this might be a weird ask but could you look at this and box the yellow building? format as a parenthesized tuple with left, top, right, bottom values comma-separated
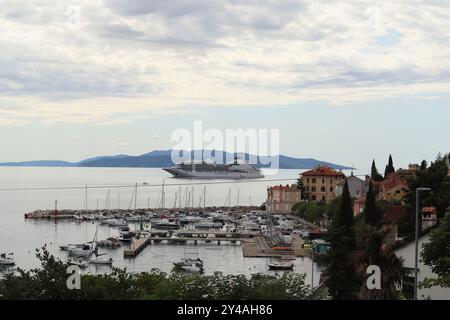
(266, 184, 301, 213)
(301, 166, 345, 203)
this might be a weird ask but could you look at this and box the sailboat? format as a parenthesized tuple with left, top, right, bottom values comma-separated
(69, 228, 98, 258)
(89, 249, 113, 265)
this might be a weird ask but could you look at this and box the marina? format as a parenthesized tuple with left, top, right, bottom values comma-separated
(0, 167, 324, 286)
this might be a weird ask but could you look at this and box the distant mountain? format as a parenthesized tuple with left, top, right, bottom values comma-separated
(0, 160, 76, 167)
(0, 150, 353, 170)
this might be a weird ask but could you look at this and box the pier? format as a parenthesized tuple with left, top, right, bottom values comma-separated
(241, 234, 309, 258)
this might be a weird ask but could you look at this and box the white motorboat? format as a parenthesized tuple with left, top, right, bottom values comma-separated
(0, 253, 15, 266)
(59, 242, 91, 251)
(104, 219, 128, 227)
(69, 244, 94, 258)
(268, 261, 294, 271)
(173, 257, 204, 273)
(89, 254, 113, 265)
(68, 258, 89, 269)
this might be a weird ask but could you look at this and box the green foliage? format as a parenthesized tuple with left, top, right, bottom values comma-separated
(398, 153, 450, 240)
(420, 210, 450, 288)
(384, 154, 395, 178)
(0, 248, 309, 300)
(323, 180, 358, 299)
(353, 222, 405, 299)
(371, 160, 384, 182)
(292, 201, 326, 223)
(296, 177, 306, 200)
(363, 181, 382, 227)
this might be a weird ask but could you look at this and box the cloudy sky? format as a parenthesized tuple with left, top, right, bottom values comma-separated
(0, 0, 449, 172)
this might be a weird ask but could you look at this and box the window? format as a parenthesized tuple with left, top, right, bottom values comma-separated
(322, 178, 325, 184)
(322, 196, 326, 201)
(330, 187, 333, 192)
(312, 186, 316, 192)
(312, 195, 316, 201)
(321, 186, 326, 192)
(312, 178, 316, 183)
(307, 178, 310, 183)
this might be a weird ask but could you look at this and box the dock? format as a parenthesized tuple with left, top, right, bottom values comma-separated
(123, 230, 257, 257)
(123, 237, 151, 257)
(241, 234, 309, 258)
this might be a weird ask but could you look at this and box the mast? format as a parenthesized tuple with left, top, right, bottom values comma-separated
(85, 184, 88, 211)
(203, 186, 206, 208)
(134, 183, 137, 214)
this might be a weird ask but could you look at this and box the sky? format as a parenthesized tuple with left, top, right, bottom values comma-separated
(0, 0, 449, 174)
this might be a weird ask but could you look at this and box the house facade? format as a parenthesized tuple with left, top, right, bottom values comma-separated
(374, 173, 409, 203)
(335, 174, 370, 199)
(301, 166, 345, 203)
(266, 184, 301, 213)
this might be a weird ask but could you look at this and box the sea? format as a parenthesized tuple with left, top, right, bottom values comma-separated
(0, 167, 328, 286)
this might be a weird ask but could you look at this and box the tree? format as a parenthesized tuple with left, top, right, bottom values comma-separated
(364, 181, 381, 227)
(371, 160, 384, 182)
(353, 224, 405, 299)
(323, 180, 359, 299)
(398, 153, 450, 240)
(420, 209, 450, 289)
(384, 154, 395, 178)
(296, 177, 306, 200)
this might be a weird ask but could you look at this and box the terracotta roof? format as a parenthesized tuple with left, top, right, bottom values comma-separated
(383, 205, 407, 224)
(301, 166, 345, 177)
(421, 206, 437, 213)
(268, 184, 298, 191)
(374, 173, 408, 190)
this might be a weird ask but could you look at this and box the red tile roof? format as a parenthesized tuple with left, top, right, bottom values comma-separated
(374, 173, 408, 190)
(268, 184, 298, 191)
(301, 166, 345, 177)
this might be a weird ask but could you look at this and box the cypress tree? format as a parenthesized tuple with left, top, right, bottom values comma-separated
(324, 180, 358, 299)
(364, 181, 380, 226)
(385, 154, 395, 178)
(371, 160, 383, 181)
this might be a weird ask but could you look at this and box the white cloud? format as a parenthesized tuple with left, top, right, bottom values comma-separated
(1, 0, 450, 125)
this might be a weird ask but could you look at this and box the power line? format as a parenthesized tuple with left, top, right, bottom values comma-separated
(0, 178, 299, 192)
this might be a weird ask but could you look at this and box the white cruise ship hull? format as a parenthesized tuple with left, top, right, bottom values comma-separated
(163, 168, 264, 179)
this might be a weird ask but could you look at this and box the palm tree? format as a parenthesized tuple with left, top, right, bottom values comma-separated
(353, 224, 406, 299)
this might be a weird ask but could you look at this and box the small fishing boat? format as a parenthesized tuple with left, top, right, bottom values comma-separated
(268, 261, 294, 270)
(0, 253, 15, 266)
(96, 237, 121, 248)
(89, 254, 113, 265)
(68, 258, 89, 269)
(173, 258, 204, 273)
(59, 242, 91, 251)
(69, 244, 94, 257)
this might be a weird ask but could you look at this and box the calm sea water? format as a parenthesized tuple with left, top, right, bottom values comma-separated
(0, 167, 325, 286)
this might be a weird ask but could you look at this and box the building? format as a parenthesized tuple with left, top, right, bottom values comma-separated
(382, 205, 407, 244)
(374, 173, 409, 203)
(301, 166, 345, 203)
(335, 173, 370, 199)
(353, 196, 366, 217)
(396, 164, 419, 181)
(421, 206, 438, 231)
(266, 184, 301, 213)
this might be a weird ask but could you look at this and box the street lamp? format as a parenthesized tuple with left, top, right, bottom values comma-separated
(414, 187, 431, 300)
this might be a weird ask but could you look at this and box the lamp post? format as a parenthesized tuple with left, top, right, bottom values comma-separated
(414, 187, 431, 300)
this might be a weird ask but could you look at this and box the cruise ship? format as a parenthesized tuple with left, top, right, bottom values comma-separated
(163, 158, 264, 179)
